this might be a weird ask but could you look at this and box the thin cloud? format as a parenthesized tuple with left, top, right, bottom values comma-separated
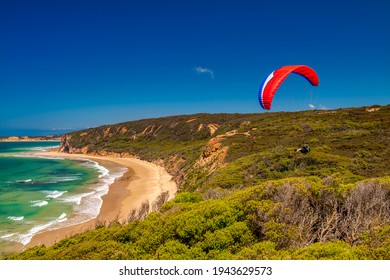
(308, 104, 316, 109)
(194, 66, 214, 79)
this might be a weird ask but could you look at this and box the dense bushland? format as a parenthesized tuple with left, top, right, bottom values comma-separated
(9, 177, 390, 260)
(6, 105, 390, 259)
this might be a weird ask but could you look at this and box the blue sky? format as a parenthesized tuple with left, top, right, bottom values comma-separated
(1, 0, 389, 136)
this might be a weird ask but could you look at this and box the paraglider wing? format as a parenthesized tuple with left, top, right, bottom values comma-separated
(258, 65, 319, 110)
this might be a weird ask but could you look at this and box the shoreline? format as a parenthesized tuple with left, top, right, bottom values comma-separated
(19, 152, 177, 251)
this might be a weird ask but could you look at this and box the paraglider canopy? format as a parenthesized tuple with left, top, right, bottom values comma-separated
(258, 65, 319, 110)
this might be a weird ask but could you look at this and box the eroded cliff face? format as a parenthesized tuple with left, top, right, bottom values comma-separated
(55, 115, 258, 191)
(58, 134, 193, 188)
(57, 115, 257, 191)
(57, 135, 229, 191)
(195, 137, 228, 173)
(58, 135, 71, 153)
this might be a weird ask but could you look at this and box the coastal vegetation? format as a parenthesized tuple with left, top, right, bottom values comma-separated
(6, 105, 390, 260)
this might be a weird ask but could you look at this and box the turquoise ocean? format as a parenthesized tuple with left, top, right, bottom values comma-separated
(0, 142, 126, 257)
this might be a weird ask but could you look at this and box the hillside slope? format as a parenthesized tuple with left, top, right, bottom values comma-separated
(8, 105, 390, 259)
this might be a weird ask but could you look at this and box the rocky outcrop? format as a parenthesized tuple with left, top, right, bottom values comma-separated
(89, 150, 139, 158)
(366, 107, 380, 112)
(58, 135, 72, 153)
(152, 155, 187, 186)
(195, 137, 228, 173)
(207, 124, 219, 135)
(58, 135, 88, 154)
(194, 128, 253, 174)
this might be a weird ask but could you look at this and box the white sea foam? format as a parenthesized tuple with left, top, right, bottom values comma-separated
(59, 191, 95, 205)
(98, 166, 110, 178)
(11, 145, 60, 158)
(5, 212, 69, 245)
(0, 233, 17, 239)
(2, 159, 127, 246)
(57, 212, 67, 222)
(27, 145, 60, 152)
(31, 200, 49, 207)
(65, 164, 127, 223)
(16, 179, 33, 183)
(6, 178, 34, 184)
(42, 190, 67, 199)
(7, 216, 24, 221)
(80, 159, 110, 178)
(12, 154, 65, 160)
(55, 159, 127, 222)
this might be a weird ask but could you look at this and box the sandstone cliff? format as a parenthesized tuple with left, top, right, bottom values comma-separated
(55, 106, 390, 191)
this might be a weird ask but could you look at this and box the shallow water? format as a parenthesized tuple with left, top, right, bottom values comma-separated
(0, 142, 126, 258)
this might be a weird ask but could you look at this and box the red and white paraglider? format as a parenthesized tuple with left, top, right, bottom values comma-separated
(258, 65, 319, 110)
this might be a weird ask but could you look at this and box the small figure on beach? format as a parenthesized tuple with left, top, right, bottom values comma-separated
(296, 144, 310, 154)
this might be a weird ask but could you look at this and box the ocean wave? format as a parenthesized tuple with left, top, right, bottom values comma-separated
(2, 163, 127, 246)
(26, 145, 60, 152)
(30, 200, 49, 207)
(16, 179, 33, 184)
(68, 166, 127, 221)
(7, 216, 24, 221)
(12, 154, 65, 160)
(80, 159, 110, 178)
(6, 176, 80, 185)
(20, 212, 68, 244)
(42, 190, 67, 199)
(59, 191, 95, 205)
(57, 212, 67, 222)
(0, 233, 17, 239)
(2, 212, 68, 245)
(98, 167, 109, 178)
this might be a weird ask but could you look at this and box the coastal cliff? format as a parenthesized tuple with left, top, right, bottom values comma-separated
(57, 113, 240, 189)
(11, 105, 390, 260)
(57, 107, 390, 192)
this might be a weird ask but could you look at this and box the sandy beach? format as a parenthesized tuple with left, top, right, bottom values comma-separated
(23, 152, 177, 249)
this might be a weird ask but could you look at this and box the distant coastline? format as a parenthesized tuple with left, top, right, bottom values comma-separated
(0, 136, 61, 142)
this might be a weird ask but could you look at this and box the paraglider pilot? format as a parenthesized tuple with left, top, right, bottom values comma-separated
(297, 144, 310, 154)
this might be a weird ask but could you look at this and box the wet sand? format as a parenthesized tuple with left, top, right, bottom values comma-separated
(23, 152, 177, 249)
